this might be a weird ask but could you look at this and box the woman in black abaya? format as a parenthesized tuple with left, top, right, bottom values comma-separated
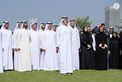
(79, 26, 95, 69)
(95, 26, 108, 70)
(109, 32, 119, 69)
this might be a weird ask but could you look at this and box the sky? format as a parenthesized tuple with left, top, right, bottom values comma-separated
(0, 0, 121, 31)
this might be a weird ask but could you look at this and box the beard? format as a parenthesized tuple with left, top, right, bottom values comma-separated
(23, 25, 28, 29)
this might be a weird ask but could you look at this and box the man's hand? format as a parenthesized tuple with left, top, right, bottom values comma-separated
(12, 48, 14, 51)
(79, 49, 81, 53)
(41, 48, 46, 52)
(108, 50, 111, 55)
(87, 45, 91, 49)
(15, 48, 20, 51)
(40, 48, 43, 51)
(56, 47, 59, 53)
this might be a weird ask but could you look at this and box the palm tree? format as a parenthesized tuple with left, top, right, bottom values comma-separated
(74, 16, 92, 31)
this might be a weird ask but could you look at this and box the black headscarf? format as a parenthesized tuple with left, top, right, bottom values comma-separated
(120, 31, 122, 38)
(83, 26, 88, 35)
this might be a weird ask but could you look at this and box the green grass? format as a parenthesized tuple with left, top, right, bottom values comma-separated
(0, 69, 122, 82)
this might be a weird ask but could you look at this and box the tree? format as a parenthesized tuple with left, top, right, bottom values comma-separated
(73, 16, 92, 31)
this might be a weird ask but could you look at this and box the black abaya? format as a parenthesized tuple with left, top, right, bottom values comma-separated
(79, 32, 95, 69)
(109, 37, 119, 69)
(95, 32, 107, 70)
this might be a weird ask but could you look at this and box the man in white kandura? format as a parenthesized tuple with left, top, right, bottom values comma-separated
(56, 17, 73, 75)
(17, 21, 31, 72)
(12, 21, 22, 71)
(43, 22, 58, 71)
(68, 20, 80, 71)
(53, 25, 60, 66)
(30, 23, 40, 70)
(1, 21, 13, 71)
(39, 23, 46, 70)
(0, 27, 3, 73)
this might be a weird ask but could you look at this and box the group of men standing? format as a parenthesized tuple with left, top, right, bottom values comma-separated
(0, 17, 80, 75)
(0, 16, 120, 75)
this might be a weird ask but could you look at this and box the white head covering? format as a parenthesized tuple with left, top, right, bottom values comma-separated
(21, 20, 28, 30)
(45, 22, 53, 30)
(30, 22, 38, 31)
(52, 24, 59, 31)
(68, 20, 77, 29)
(15, 23, 19, 30)
(45, 24, 48, 30)
(21, 23, 24, 29)
(59, 16, 68, 26)
(108, 26, 114, 32)
(1, 21, 9, 29)
(110, 27, 113, 29)
(68, 21, 71, 28)
(39, 23, 46, 31)
(59, 19, 64, 26)
(14, 21, 22, 31)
